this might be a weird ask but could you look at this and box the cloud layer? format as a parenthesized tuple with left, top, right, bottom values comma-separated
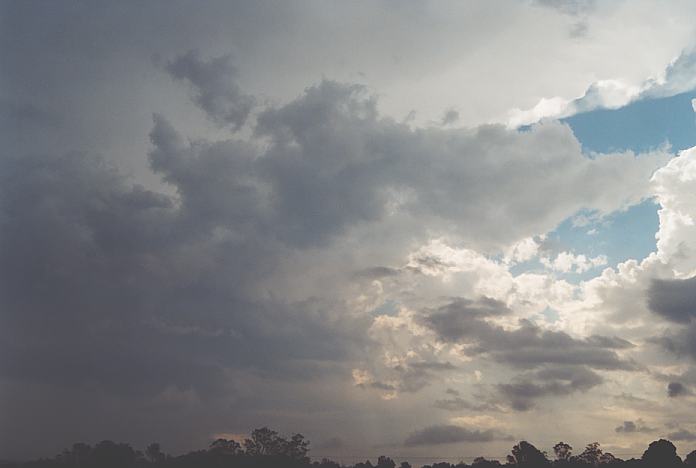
(4, 1, 696, 462)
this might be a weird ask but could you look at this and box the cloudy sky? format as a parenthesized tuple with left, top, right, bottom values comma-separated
(4, 0, 696, 462)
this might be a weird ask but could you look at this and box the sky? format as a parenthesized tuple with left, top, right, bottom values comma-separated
(4, 0, 696, 463)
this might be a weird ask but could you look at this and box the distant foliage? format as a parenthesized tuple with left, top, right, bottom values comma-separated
(2, 428, 695, 468)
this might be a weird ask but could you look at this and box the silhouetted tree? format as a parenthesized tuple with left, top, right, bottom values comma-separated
(58, 443, 92, 467)
(145, 443, 166, 463)
(354, 461, 374, 468)
(472, 457, 501, 467)
(244, 427, 283, 456)
(376, 456, 396, 468)
(316, 458, 341, 468)
(685, 450, 696, 466)
(598, 452, 620, 465)
(92, 441, 142, 468)
(553, 442, 572, 462)
(241, 427, 309, 462)
(431, 462, 452, 468)
(641, 439, 681, 467)
(10, 428, 696, 468)
(507, 441, 549, 466)
(574, 442, 603, 466)
(284, 434, 310, 462)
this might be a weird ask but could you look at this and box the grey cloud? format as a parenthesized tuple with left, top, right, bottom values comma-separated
(394, 361, 456, 393)
(10, 76, 668, 455)
(497, 365, 603, 411)
(405, 253, 455, 276)
(423, 297, 512, 341)
(667, 429, 696, 442)
(0, 32, 671, 459)
(615, 421, 655, 434)
(409, 361, 457, 371)
(252, 81, 666, 250)
(0, 147, 371, 397)
(569, 21, 589, 38)
(0, 98, 59, 132)
(0, 1, 686, 460)
(353, 266, 400, 280)
(147, 114, 265, 233)
(404, 425, 510, 447)
(441, 109, 459, 125)
(647, 276, 696, 324)
(433, 396, 498, 412)
(533, 0, 595, 16)
(585, 335, 635, 349)
(356, 359, 459, 396)
(369, 382, 397, 391)
(653, 323, 696, 362)
(424, 300, 637, 371)
(0, 74, 655, 458)
(165, 50, 254, 130)
(616, 421, 637, 433)
(668, 382, 690, 398)
(613, 393, 661, 412)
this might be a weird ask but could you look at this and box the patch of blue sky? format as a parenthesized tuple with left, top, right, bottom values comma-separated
(523, 90, 696, 281)
(564, 89, 696, 154)
(509, 200, 658, 282)
(547, 199, 659, 277)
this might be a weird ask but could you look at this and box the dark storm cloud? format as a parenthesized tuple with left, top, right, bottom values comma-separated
(404, 425, 511, 447)
(652, 323, 696, 362)
(423, 297, 512, 341)
(423, 299, 637, 371)
(647, 276, 696, 324)
(165, 50, 255, 130)
(0, 17, 669, 456)
(668, 382, 690, 397)
(0, 99, 59, 132)
(3, 72, 657, 455)
(0, 147, 371, 397)
(615, 421, 655, 433)
(420, 297, 636, 410)
(497, 365, 603, 411)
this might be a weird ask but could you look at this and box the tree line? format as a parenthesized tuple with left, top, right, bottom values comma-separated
(3, 427, 696, 468)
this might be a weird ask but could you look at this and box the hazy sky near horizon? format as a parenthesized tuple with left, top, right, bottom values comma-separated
(5, 0, 696, 462)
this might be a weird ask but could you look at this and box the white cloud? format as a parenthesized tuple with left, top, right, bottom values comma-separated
(652, 146, 696, 276)
(542, 251, 609, 274)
